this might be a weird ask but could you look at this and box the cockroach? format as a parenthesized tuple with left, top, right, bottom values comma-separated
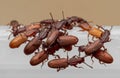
(48, 55, 92, 72)
(92, 49, 113, 64)
(30, 50, 49, 66)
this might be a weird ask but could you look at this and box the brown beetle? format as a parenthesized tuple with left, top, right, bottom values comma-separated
(26, 22, 41, 31)
(30, 50, 49, 66)
(48, 58, 68, 72)
(48, 55, 92, 72)
(57, 35, 79, 47)
(92, 49, 113, 64)
(8, 20, 22, 37)
(62, 45, 73, 51)
(24, 36, 42, 55)
(9, 28, 39, 48)
(24, 26, 51, 55)
(65, 16, 92, 31)
(78, 27, 111, 55)
(45, 29, 60, 47)
(9, 33, 28, 48)
(46, 42, 61, 56)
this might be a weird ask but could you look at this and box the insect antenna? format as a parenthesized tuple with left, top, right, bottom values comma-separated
(62, 10, 65, 20)
(49, 12, 55, 23)
(109, 26, 113, 31)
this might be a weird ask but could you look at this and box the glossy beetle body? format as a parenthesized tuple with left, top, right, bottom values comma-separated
(24, 36, 42, 55)
(48, 55, 92, 72)
(84, 40, 103, 55)
(24, 26, 52, 55)
(46, 42, 61, 55)
(24, 29, 39, 37)
(46, 29, 60, 47)
(57, 35, 78, 46)
(93, 49, 113, 64)
(26, 23, 41, 30)
(79, 23, 104, 39)
(78, 27, 111, 55)
(30, 50, 48, 66)
(48, 58, 68, 72)
(9, 33, 27, 48)
(9, 28, 39, 48)
(88, 27, 103, 38)
(62, 45, 72, 51)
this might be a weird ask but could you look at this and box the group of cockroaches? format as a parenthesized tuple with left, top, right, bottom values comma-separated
(8, 12, 113, 72)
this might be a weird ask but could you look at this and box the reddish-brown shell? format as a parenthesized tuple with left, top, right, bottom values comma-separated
(9, 33, 27, 48)
(63, 45, 72, 51)
(79, 22, 92, 31)
(84, 40, 103, 55)
(26, 23, 41, 30)
(48, 58, 68, 68)
(93, 50, 113, 64)
(57, 35, 78, 46)
(24, 29, 39, 37)
(30, 51, 48, 66)
(24, 36, 42, 55)
(46, 29, 59, 46)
